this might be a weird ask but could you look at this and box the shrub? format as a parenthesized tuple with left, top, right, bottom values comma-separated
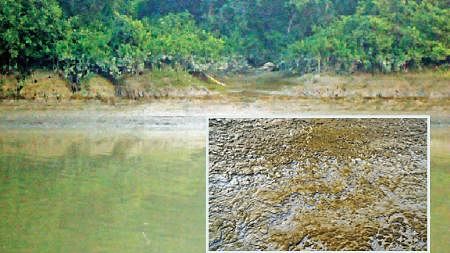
(0, 0, 66, 71)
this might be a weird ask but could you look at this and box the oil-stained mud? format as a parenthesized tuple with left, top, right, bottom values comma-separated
(208, 118, 427, 251)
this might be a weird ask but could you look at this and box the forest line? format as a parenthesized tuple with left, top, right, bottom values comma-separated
(0, 0, 449, 89)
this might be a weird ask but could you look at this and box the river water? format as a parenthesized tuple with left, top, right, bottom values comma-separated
(0, 94, 448, 252)
(0, 126, 206, 253)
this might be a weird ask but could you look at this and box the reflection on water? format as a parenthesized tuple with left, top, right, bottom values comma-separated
(0, 130, 205, 253)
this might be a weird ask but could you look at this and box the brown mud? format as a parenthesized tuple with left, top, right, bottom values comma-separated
(208, 119, 428, 251)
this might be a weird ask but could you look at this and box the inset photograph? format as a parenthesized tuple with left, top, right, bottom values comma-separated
(208, 118, 428, 251)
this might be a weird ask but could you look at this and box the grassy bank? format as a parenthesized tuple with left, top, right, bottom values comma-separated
(222, 69, 450, 98)
(0, 68, 224, 102)
(1, 69, 449, 102)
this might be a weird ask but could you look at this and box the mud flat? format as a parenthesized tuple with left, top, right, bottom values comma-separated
(208, 118, 428, 251)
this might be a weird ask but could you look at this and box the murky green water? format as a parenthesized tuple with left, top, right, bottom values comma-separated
(0, 129, 205, 253)
(0, 96, 448, 251)
(431, 126, 450, 252)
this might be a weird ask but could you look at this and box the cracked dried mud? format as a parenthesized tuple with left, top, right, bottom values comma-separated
(208, 118, 427, 251)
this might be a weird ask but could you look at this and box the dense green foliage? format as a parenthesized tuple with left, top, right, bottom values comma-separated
(0, 0, 449, 85)
(0, 0, 65, 71)
(145, 13, 224, 69)
(285, 0, 450, 73)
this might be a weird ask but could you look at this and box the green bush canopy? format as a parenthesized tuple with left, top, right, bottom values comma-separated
(1, 0, 449, 84)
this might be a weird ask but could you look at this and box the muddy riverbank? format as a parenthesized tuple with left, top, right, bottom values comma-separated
(0, 79, 448, 252)
(1, 96, 448, 126)
(2, 70, 449, 101)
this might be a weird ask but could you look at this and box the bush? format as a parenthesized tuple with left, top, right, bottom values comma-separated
(0, 0, 66, 71)
(146, 12, 225, 71)
(56, 20, 112, 85)
(284, 1, 450, 74)
(55, 12, 224, 88)
(109, 13, 151, 77)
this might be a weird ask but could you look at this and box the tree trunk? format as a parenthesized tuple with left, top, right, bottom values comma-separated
(317, 57, 321, 74)
(208, 2, 215, 19)
(287, 12, 296, 34)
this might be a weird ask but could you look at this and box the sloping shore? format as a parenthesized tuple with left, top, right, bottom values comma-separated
(2, 70, 449, 102)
